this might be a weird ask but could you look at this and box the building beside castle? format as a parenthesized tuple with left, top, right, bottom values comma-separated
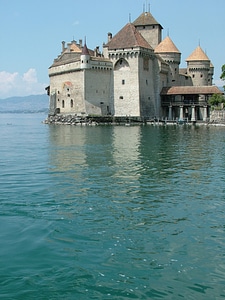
(47, 8, 222, 122)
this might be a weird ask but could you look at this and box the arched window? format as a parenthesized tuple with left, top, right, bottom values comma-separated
(114, 58, 130, 71)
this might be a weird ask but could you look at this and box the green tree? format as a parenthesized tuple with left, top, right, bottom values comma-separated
(220, 64, 225, 90)
(208, 93, 225, 108)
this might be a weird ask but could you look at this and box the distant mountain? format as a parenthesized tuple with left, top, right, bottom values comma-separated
(0, 94, 49, 113)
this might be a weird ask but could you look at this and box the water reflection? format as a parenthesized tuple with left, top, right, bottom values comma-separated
(45, 124, 225, 299)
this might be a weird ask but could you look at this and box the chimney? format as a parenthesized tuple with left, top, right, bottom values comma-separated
(61, 41, 66, 53)
(108, 32, 112, 43)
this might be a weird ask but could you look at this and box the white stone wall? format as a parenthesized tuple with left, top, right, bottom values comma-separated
(49, 69, 85, 114)
(111, 52, 142, 116)
(84, 68, 113, 115)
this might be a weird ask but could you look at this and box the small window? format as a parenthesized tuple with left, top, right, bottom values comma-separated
(146, 80, 148, 85)
(200, 74, 203, 78)
(192, 74, 195, 78)
(62, 100, 65, 108)
(122, 80, 125, 85)
(119, 96, 123, 99)
(70, 99, 73, 108)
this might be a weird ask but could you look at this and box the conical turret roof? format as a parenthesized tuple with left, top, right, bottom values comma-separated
(82, 41, 90, 55)
(154, 36, 180, 53)
(133, 11, 163, 29)
(186, 46, 210, 61)
(105, 23, 153, 50)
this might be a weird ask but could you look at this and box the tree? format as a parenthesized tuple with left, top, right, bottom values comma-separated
(220, 64, 225, 90)
(208, 93, 225, 108)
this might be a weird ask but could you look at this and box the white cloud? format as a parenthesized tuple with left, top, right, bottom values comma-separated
(23, 68, 38, 83)
(0, 69, 47, 99)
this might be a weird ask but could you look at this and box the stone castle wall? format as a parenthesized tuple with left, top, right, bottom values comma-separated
(210, 110, 225, 124)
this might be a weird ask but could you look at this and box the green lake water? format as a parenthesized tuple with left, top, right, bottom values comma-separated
(1, 113, 225, 299)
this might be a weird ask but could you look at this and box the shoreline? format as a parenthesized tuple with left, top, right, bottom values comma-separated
(43, 114, 225, 127)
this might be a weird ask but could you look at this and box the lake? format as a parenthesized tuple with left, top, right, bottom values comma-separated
(1, 113, 225, 299)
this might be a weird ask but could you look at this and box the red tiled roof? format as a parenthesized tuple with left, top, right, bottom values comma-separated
(161, 86, 223, 95)
(133, 12, 163, 29)
(186, 46, 210, 61)
(105, 23, 153, 50)
(155, 36, 180, 54)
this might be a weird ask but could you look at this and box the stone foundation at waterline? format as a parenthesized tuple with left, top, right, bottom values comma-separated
(44, 114, 146, 126)
(210, 110, 225, 124)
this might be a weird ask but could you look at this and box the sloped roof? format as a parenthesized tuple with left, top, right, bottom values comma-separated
(105, 23, 153, 50)
(186, 46, 210, 61)
(82, 42, 89, 55)
(133, 12, 163, 29)
(154, 36, 180, 53)
(161, 86, 223, 95)
(70, 43, 82, 53)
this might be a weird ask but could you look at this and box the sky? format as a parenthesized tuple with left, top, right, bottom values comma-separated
(0, 0, 224, 99)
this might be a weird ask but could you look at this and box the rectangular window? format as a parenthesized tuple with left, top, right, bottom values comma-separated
(122, 80, 125, 85)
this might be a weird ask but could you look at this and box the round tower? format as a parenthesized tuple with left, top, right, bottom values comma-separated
(80, 41, 90, 69)
(208, 62, 214, 86)
(186, 46, 210, 86)
(154, 36, 181, 86)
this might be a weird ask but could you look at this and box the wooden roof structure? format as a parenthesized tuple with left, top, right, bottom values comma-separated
(161, 86, 223, 95)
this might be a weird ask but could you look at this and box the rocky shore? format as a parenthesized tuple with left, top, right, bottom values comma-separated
(43, 114, 146, 126)
(43, 110, 225, 126)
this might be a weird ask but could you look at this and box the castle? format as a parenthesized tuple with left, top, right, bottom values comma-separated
(47, 8, 222, 122)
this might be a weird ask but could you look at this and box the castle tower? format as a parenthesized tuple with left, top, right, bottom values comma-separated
(154, 36, 181, 86)
(133, 10, 163, 49)
(186, 46, 211, 86)
(80, 40, 90, 69)
(103, 22, 157, 117)
(208, 62, 214, 85)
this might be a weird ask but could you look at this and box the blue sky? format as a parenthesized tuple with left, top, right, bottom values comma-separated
(0, 0, 224, 98)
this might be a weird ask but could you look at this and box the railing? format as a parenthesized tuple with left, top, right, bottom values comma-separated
(161, 100, 208, 107)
